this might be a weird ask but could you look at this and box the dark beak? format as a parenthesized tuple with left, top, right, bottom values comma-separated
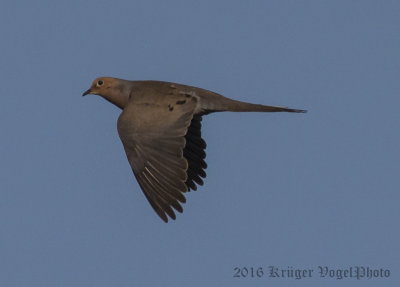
(82, 89, 92, 96)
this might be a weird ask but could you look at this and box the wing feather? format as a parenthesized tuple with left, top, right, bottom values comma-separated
(117, 95, 205, 222)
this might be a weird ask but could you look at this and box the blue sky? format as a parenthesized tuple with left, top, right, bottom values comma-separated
(1, 1, 399, 286)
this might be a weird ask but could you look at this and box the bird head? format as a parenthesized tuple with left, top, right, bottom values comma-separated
(82, 77, 130, 109)
(82, 77, 113, 96)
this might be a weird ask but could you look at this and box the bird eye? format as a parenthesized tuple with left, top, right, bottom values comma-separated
(96, 80, 104, 87)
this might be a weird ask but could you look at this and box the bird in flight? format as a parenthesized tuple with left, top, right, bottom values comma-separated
(83, 77, 306, 222)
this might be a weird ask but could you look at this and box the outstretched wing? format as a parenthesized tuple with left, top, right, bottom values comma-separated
(117, 94, 204, 222)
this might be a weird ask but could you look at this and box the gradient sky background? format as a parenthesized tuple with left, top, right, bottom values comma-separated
(1, 1, 399, 286)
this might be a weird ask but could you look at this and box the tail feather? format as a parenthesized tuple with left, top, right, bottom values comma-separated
(227, 101, 307, 113)
(204, 96, 307, 114)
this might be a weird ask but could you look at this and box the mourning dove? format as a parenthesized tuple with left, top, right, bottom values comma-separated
(83, 77, 306, 222)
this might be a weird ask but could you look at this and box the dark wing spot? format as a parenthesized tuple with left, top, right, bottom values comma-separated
(176, 100, 186, 105)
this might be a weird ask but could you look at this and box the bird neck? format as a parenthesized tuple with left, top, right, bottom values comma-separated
(101, 86, 130, 110)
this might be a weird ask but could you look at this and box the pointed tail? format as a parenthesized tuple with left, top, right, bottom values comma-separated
(225, 100, 307, 113)
(203, 96, 307, 114)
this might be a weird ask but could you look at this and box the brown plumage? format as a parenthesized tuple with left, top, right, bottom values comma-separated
(83, 77, 306, 222)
